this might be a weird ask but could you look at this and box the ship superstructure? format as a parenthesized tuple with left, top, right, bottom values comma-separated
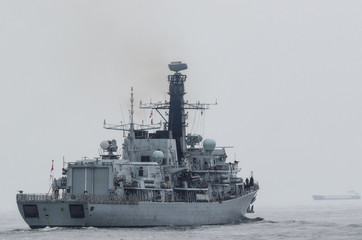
(16, 62, 259, 228)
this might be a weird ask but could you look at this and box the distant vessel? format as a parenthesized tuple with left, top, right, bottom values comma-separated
(312, 191, 361, 200)
(16, 62, 259, 228)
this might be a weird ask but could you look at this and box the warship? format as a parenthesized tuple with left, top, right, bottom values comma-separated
(17, 62, 259, 228)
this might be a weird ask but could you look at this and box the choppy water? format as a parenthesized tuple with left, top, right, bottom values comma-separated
(1, 201, 362, 240)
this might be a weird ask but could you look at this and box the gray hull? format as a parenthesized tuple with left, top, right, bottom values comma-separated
(17, 191, 256, 228)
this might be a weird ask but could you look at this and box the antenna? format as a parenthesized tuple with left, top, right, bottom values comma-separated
(119, 103, 126, 126)
(130, 87, 134, 124)
(129, 87, 135, 161)
(104, 87, 161, 133)
(168, 61, 188, 72)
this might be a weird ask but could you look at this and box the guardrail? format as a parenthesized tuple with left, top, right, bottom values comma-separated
(16, 184, 259, 205)
(242, 183, 259, 195)
(16, 193, 138, 205)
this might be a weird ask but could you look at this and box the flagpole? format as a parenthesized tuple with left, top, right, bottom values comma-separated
(47, 160, 54, 195)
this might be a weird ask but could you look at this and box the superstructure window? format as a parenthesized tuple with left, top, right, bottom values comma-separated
(139, 167, 144, 177)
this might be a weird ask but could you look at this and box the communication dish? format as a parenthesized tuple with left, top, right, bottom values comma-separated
(168, 61, 188, 72)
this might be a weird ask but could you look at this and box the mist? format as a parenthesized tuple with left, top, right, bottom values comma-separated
(1, 0, 362, 212)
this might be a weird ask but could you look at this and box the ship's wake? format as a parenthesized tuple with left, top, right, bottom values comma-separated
(236, 216, 264, 223)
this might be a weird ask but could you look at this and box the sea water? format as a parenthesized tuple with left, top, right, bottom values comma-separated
(1, 201, 361, 240)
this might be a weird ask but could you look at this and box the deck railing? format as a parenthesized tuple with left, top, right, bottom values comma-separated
(16, 193, 138, 205)
(16, 184, 259, 204)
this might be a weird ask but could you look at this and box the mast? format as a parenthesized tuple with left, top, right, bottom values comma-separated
(139, 62, 215, 165)
(103, 87, 161, 161)
(129, 87, 136, 161)
(167, 62, 188, 163)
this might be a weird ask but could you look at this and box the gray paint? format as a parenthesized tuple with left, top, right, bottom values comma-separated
(16, 62, 259, 228)
(17, 192, 256, 228)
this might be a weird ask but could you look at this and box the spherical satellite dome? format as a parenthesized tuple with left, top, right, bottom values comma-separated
(152, 150, 165, 163)
(100, 140, 110, 150)
(203, 138, 216, 151)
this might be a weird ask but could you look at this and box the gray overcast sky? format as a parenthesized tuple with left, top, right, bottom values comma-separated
(1, 0, 362, 212)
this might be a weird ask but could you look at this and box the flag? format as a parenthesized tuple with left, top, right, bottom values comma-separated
(49, 160, 54, 186)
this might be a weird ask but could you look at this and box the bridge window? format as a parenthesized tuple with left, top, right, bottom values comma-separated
(141, 156, 150, 162)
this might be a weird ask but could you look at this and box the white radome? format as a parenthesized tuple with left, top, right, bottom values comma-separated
(203, 138, 216, 151)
